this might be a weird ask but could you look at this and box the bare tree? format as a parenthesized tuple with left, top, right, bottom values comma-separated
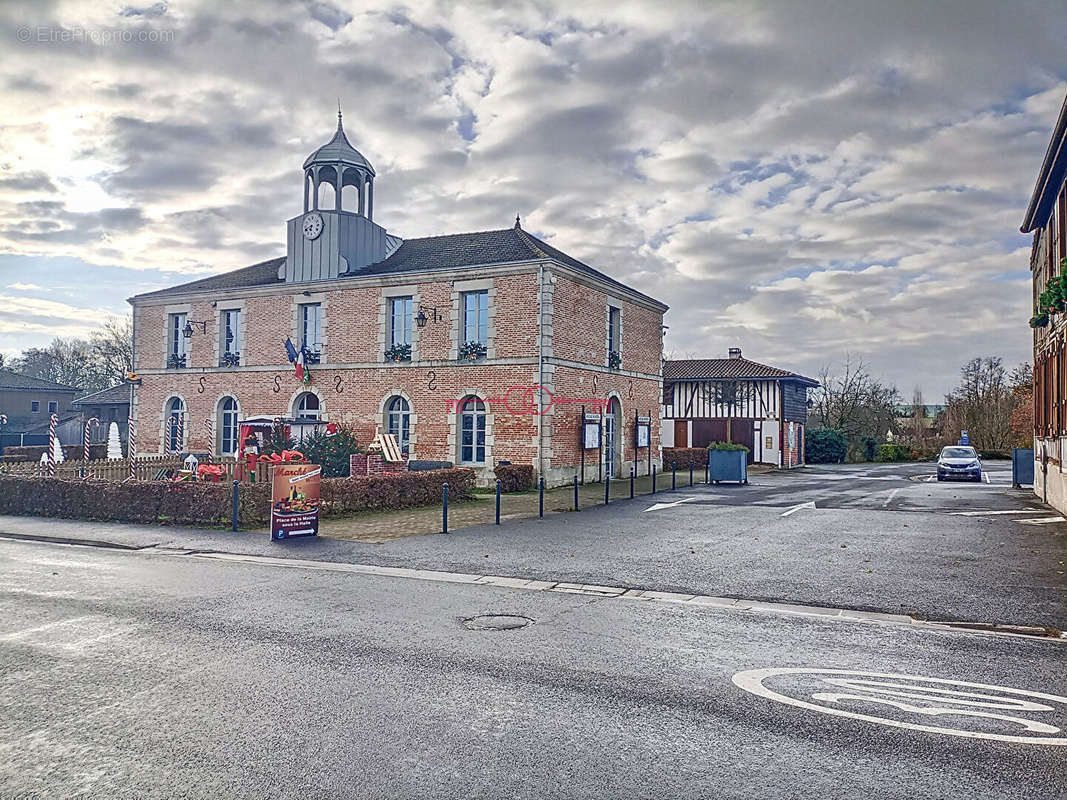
(9, 316, 133, 393)
(810, 355, 900, 459)
(942, 356, 1014, 452)
(89, 317, 133, 387)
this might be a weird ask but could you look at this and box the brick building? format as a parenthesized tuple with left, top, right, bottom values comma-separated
(128, 113, 667, 486)
(1023, 91, 1067, 511)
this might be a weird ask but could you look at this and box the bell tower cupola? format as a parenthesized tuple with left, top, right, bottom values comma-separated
(282, 106, 401, 284)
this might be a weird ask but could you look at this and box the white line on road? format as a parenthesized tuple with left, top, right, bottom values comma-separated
(984, 472, 991, 484)
(643, 497, 698, 512)
(951, 510, 1043, 517)
(1016, 517, 1067, 525)
(881, 488, 900, 508)
(781, 501, 816, 517)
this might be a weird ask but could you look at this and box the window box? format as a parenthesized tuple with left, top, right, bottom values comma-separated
(608, 350, 622, 370)
(167, 354, 187, 369)
(220, 352, 241, 368)
(384, 343, 412, 363)
(459, 341, 487, 362)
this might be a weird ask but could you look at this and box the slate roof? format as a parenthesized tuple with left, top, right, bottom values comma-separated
(0, 369, 80, 393)
(72, 384, 131, 406)
(664, 358, 819, 386)
(130, 228, 666, 308)
(1022, 91, 1067, 233)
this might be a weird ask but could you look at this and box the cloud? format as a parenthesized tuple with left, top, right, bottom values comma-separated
(0, 0, 1063, 396)
(8, 282, 44, 290)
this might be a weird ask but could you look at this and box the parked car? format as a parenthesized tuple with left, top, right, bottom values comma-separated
(937, 446, 982, 482)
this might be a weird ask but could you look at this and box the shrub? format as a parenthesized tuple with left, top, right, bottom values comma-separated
(662, 447, 709, 469)
(707, 441, 749, 452)
(295, 425, 362, 477)
(805, 429, 847, 463)
(875, 443, 912, 462)
(494, 463, 535, 492)
(0, 468, 474, 528)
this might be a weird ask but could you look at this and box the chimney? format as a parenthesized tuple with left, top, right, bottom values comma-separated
(728, 347, 742, 359)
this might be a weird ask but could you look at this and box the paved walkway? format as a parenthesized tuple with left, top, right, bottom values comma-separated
(319, 466, 769, 543)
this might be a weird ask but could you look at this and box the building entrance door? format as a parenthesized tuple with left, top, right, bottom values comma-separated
(605, 399, 620, 478)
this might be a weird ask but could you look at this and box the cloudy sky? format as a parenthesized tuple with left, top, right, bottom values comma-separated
(0, 0, 1064, 398)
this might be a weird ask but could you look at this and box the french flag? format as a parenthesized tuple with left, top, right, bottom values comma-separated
(284, 338, 309, 384)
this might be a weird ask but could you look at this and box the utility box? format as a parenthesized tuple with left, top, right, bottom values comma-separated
(1012, 448, 1034, 489)
(709, 449, 748, 484)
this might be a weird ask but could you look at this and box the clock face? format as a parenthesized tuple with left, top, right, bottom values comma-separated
(302, 212, 324, 240)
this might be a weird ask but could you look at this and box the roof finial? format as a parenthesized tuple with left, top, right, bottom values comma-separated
(337, 98, 343, 129)
(514, 214, 521, 230)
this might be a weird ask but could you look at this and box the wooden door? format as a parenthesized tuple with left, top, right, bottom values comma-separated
(729, 419, 756, 464)
(691, 419, 727, 448)
(673, 420, 688, 448)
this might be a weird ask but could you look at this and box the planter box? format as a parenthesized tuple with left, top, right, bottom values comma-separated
(709, 450, 748, 484)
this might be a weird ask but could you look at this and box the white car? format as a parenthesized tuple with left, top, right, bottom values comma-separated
(937, 446, 982, 482)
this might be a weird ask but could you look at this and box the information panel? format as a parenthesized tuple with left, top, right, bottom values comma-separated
(583, 421, 601, 450)
(271, 463, 321, 541)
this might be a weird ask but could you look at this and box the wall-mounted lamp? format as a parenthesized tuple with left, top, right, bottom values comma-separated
(415, 306, 440, 328)
(182, 320, 209, 338)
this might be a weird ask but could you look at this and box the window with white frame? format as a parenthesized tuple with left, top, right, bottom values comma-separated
(168, 313, 187, 367)
(220, 309, 241, 365)
(386, 395, 411, 454)
(218, 396, 239, 456)
(30, 401, 39, 413)
(458, 396, 486, 464)
(294, 392, 321, 420)
(48, 401, 58, 414)
(300, 303, 322, 361)
(166, 396, 185, 453)
(463, 291, 488, 346)
(389, 297, 412, 347)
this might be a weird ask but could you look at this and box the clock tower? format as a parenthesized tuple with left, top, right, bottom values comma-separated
(281, 109, 401, 283)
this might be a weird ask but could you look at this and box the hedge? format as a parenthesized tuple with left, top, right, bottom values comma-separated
(662, 447, 709, 469)
(875, 443, 915, 462)
(805, 429, 847, 464)
(2, 443, 109, 463)
(0, 468, 474, 529)
(494, 463, 535, 492)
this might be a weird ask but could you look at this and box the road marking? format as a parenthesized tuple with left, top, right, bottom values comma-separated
(732, 668, 1067, 745)
(881, 488, 900, 508)
(1016, 517, 1067, 525)
(951, 510, 1042, 517)
(780, 501, 816, 517)
(984, 472, 991, 484)
(643, 497, 698, 512)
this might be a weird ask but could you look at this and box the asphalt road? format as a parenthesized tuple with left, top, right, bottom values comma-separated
(1, 462, 1063, 629)
(0, 537, 1063, 799)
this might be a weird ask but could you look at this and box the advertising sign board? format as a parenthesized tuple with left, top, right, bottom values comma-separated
(271, 463, 321, 541)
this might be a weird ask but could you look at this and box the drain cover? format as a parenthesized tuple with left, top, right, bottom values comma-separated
(461, 614, 533, 631)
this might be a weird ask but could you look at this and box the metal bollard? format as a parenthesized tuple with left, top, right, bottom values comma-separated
(652, 464, 657, 494)
(705, 460, 710, 484)
(231, 480, 239, 532)
(573, 474, 579, 511)
(672, 461, 676, 490)
(442, 482, 449, 534)
(605, 474, 610, 505)
(630, 466, 635, 498)
(495, 479, 501, 525)
(689, 461, 694, 487)
(539, 476, 545, 519)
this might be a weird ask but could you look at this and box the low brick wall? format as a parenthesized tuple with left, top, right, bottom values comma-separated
(0, 467, 474, 529)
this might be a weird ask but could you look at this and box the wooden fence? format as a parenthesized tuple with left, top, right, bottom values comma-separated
(0, 456, 273, 483)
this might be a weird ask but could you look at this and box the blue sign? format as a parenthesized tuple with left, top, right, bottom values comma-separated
(960, 430, 970, 446)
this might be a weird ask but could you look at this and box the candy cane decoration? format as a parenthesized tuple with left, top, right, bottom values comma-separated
(127, 417, 136, 478)
(174, 413, 184, 453)
(47, 413, 57, 477)
(83, 417, 99, 462)
(204, 416, 215, 462)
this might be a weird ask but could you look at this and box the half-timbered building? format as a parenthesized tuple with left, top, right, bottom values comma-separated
(661, 349, 818, 467)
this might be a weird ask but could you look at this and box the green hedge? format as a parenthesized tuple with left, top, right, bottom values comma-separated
(494, 464, 535, 493)
(708, 441, 749, 452)
(875, 443, 914, 462)
(662, 447, 709, 468)
(805, 429, 847, 463)
(0, 468, 474, 529)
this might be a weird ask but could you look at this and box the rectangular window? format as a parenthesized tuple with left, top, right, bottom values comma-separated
(300, 303, 322, 355)
(31, 401, 40, 413)
(608, 306, 621, 354)
(463, 290, 488, 345)
(168, 313, 187, 359)
(48, 401, 58, 414)
(221, 309, 241, 355)
(389, 297, 412, 346)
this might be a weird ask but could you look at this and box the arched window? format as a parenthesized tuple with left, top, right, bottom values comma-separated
(604, 397, 621, 478)
(218, 396, 239, 456)
(458, 396, 486, 464)
(294, 392, 321, 420)
(166, 397, 185, 453)
(385, 395, 411, 454)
